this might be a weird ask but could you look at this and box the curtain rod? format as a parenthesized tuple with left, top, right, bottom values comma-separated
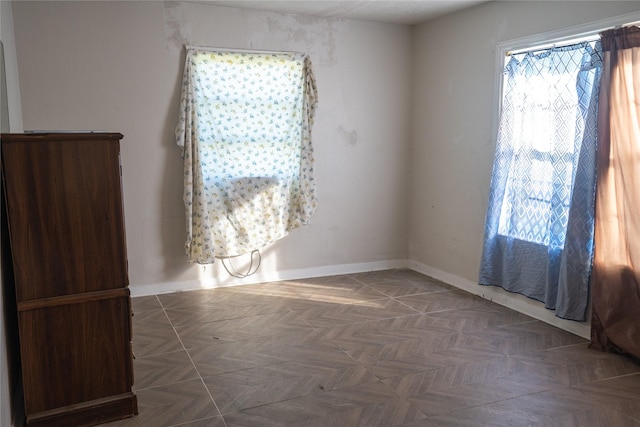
(505, 20, 640, 57)
(185, 45, 304, 55)
(506, 34, 600, 57)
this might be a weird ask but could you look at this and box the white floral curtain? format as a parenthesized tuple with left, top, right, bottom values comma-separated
(176, 49, 318, 263)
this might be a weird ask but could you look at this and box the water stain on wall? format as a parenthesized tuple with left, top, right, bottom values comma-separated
(265, 13, 339, 66)
(338, 125, 358, 146)
(162, 1, 190, 50)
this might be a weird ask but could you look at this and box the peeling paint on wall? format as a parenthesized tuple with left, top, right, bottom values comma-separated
(162, 1, 189, 50)
(263, 14, 338, 66)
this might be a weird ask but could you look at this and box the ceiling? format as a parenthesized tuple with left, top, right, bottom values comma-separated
(207, 1, 490, 25)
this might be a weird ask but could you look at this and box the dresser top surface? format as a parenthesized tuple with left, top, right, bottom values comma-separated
(1, 132, 123, 142)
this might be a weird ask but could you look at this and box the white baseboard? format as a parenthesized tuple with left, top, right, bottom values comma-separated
(130, 258, 589, 340)
(407, 260, 590, 339)
(130, 259, 408, 297)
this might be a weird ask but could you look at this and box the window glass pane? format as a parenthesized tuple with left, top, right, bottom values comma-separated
(495, 43, 595, 247)
(191, 52, 304, 182)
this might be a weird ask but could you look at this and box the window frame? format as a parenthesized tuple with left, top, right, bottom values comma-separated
(491, 11, 640, 151)
(489, 11, 640, 247)
(187, 49, 307, 184)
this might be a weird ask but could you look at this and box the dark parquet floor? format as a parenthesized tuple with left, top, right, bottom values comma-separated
(105, 269, 640, 427)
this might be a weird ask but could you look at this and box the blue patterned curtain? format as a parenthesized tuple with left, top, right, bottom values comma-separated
(479, 41, 602, 321)
(176, 49, 318, 263)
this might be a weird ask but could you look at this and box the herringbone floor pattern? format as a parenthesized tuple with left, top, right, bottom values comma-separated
(105, 269, 640, 426)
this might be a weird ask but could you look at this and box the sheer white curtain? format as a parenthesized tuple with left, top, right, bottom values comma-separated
(479, 42, 602, 320)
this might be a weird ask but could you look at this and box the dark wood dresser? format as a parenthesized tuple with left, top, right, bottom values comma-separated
(0, 133, 137, 426)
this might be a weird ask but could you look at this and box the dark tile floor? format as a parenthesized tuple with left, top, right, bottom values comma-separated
(105, 269, 640, 426)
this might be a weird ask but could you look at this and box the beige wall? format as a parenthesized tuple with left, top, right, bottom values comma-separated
(408, 1, 638, 337)
(409, 1, 640, 282)
(11, 1, 413, 293)
(4, 1, 640, 415)
(7, 0, 640, 330)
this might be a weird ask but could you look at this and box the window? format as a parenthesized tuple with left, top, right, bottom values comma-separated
(176, 49, 318, 264)
(494, 40, 600, 248)
(192, 52, 305, 183)
(479, 36, 602, 320)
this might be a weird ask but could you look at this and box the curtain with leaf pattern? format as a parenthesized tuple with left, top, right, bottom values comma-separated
(176, 49, 318, 263)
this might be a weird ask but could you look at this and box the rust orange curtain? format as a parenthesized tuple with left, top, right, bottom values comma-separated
(590, 26, 640, 358)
